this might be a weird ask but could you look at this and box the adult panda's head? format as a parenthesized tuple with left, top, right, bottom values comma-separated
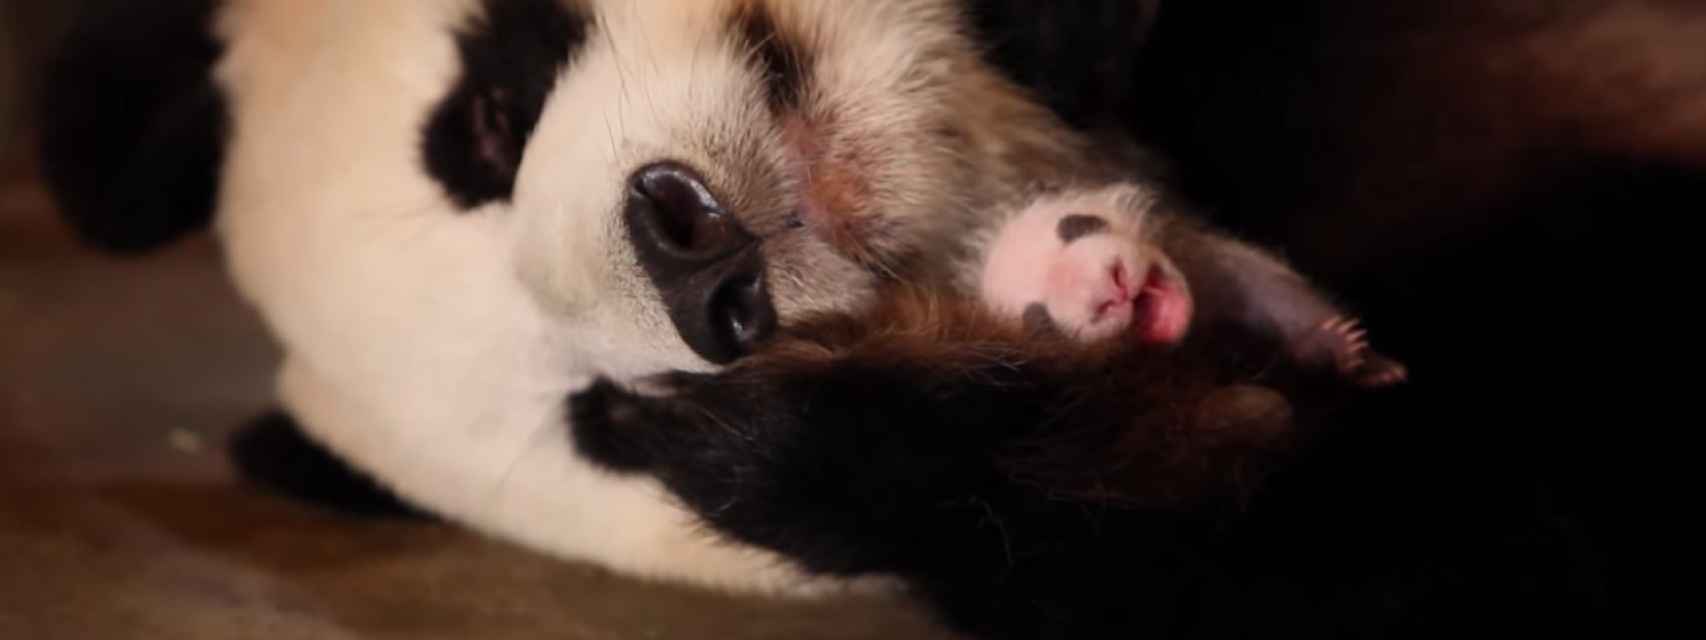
(421, 0, 1102, 375)
(40, 0, 1135, 378)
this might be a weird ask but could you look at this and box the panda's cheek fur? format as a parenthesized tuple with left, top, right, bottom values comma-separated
(761, 241, 876, 323)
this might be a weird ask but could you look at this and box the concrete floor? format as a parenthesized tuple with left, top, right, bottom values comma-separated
(0, 147, 954, 639)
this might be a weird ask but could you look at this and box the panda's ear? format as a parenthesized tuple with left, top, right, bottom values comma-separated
(422, 0, 592, 211)
(36, 0, 228, 254)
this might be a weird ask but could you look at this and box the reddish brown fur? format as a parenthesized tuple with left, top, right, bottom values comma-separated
(716, 286, 1344, 508)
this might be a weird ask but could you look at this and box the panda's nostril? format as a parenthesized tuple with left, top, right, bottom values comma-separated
(708, 268, 776, 348)
(630, 162, 742, 257)
(625, 161, 778, 364)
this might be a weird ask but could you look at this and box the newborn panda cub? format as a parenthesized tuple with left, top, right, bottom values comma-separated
(979, 183, 1407, 387)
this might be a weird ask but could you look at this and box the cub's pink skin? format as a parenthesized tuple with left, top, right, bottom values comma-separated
(978, 184, 1409, 388)
(981, 188, 1193, 344)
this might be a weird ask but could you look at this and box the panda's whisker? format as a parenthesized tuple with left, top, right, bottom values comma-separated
(347, 197, 462, 248)
(633, 4, 664, 128)
(602, 112, 621, 164)
(599, 9, 632, 143)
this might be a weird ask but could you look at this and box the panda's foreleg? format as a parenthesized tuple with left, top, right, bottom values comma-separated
(1158, 218, 1408, 388)
(227, 410, 429, 519)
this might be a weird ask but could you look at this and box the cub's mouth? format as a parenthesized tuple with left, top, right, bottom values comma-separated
(1128, 262, 1193, 346)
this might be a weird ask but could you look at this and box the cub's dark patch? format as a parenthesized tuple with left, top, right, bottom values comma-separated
(729, 3, 812, 113)
(1056, 213, 1108, 243)
(1022, 303, 1058, 334)
(423, 0, 592, 210)
(37, 0, 228, 253)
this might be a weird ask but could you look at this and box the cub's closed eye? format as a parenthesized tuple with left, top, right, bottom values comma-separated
(783, 212, 807, 229)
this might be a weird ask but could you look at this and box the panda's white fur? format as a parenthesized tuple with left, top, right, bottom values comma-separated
(194, 0, 1097, 595)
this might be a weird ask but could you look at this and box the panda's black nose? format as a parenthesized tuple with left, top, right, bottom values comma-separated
(624, 162, 777, 364)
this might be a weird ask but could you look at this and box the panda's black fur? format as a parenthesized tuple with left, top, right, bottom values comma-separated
(227, 410, 427, 519)
(562, 289, 1318, 639)
(562, 292, 1587, 640)
(422, 0, 593, 210)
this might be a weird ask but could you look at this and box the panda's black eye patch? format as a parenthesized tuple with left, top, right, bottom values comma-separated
(1057, 214, 1108, 243)
(423, 0, 593, 211)
(730, 4, 811, 113)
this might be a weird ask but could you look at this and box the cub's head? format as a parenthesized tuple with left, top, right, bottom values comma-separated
(426, 0, 1096, 376)
(978, 185, 1194, 345)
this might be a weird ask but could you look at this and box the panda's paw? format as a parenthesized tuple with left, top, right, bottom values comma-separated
(567, 378, 657, 472)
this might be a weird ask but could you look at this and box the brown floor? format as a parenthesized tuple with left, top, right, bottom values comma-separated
(0, 147, 955, 639)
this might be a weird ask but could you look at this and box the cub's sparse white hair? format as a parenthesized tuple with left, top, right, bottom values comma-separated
(957, 181, 1166, 294)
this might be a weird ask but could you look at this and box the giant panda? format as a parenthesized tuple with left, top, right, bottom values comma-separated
(37, 0, 1642, 632)
(37, 0, 1163, 595)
